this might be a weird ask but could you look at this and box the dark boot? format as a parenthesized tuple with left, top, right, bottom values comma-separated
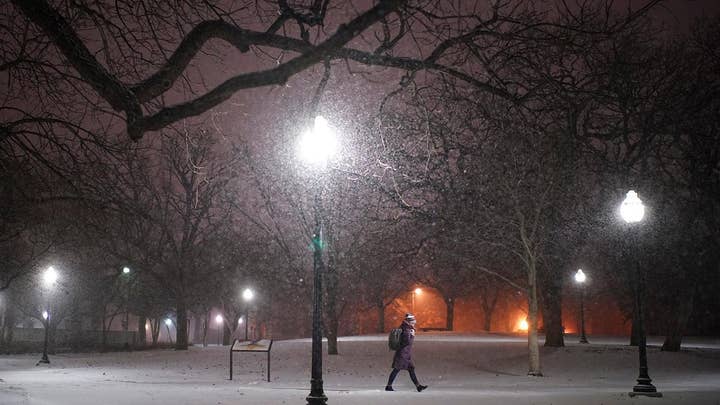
(416, 384, 428, 392)
(385, 386, 394, 391)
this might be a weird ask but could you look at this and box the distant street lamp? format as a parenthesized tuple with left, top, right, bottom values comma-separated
(38, 266, 58, 365)
(242, 288, 254, 341)
(574, 269, 589, 344)
(164, 318, 174, 345)
(122, 266, 131, 350)
(412, 288, 422, 314)
(297, 115, 338, 405)
(215, 314, 224, 346)
(620, 190, 661, 397)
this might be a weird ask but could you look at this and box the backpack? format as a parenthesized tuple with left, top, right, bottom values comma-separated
(388, 328, 403, 351)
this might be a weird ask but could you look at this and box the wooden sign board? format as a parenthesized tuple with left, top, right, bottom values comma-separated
(229, 339, 273, 381)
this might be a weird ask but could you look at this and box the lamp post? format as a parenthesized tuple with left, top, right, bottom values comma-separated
(412, 288, 422, 314)
(38, 266, 58, 365)
(297, 115, 338, 405)
(574, 269, 589, 344)
(164, 318, 174, 345)
(620, 190, 661, 397)
(242, 288, 254, 341)
(122, 266, 131, 350)
(215, 314, 224, 346)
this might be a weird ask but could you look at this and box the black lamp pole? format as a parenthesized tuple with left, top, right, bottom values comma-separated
(38, 316, 50, 364)
(630, 250, 661, 397)
(307, 189, 327, 405)
(579, 284, 588, 344)
(125, 277, 131, 350)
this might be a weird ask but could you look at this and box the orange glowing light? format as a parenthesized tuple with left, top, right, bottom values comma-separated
(414, 288, 422, 295)
(519, 319, 529, 331)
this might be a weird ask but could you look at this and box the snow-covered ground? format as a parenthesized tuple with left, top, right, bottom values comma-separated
(1, 332, 719, 404)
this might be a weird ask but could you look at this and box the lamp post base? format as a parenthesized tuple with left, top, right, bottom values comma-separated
(306, 378, 327, 405)
(36, 356, 50, 365)
(579, 336, 589, 344)
(630, 380, 662, 397)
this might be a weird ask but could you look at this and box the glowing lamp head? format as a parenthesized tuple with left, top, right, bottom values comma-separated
(122, 266, 131, 274)
(414, 288, 422, 295)
(242, 288, 254, 302)
(519, 319, 529, 331)
(238, 318, 243, 325)
(42, 310, 49, 320)
(575, 269, 586, 283)
(297, 116, 338, 166)
(215, 314, 223, 324)
(164, 319, 172, 326)
(620, 190, 645, 223)
(43, 266, 58, 285)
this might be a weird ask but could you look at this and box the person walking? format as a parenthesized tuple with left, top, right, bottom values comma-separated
(385, 313, 428, 392)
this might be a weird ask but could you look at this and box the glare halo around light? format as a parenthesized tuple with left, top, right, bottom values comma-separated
(620, 190, 645, 223)
(297, 116, 338, 166)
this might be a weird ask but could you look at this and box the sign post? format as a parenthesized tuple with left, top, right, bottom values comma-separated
(229, 339, 273, 382)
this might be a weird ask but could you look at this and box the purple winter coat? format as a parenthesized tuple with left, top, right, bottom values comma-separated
(391, 320, 415, 370)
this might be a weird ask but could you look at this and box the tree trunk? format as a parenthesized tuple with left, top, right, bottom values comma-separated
(662, 279, 695, 352)
(540, 267, 564, 347)
(151, 319, 160, 346)
(527, 263, 542, 376)
(481, 292, 498, 332)
(69, 312, 83, 351)
(175, 299, 188, 349)
(445, 297, 455, 331)
(201, 311, 209, 347)
(1, 303, 16, 349)
(138, 315, 147, 346)
(377, 300, 386, 333)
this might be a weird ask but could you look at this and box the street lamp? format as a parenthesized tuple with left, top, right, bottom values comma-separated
(620, 190, 661, 397)
(38, 266, 58, 365)
(574, 269, 588, 344)
(164, 318, 174, 345)
(122, 266, 131, 350)
(297, 115, 338, 405)
(242, 288, 254, 341)
(412, 288, 422, 314)
(215, 314, 224, 346)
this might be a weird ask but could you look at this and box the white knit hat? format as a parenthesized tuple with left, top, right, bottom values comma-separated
(405, 313, 416, 321)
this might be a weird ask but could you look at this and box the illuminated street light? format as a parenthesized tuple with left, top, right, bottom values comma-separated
(519, 319, 529, 332)
(43, 266, 58, 286)
(621, 190, 661, 397)
(412, 288, 422, 314)
(38, 266, 59, 365)
(216, 314, 224, 346)
(574, 269, 589, 344)
(242, 288, 254, 341)
(297, 115, 338, 405)
(121, 267, 132, 350)
(297, 116, 338, 167)
(164, 319, 174, 345)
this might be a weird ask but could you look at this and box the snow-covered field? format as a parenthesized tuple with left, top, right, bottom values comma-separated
(1, 333, 719, 405)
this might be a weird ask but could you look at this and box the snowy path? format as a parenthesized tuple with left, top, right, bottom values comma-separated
(1, 333, 719, 404)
